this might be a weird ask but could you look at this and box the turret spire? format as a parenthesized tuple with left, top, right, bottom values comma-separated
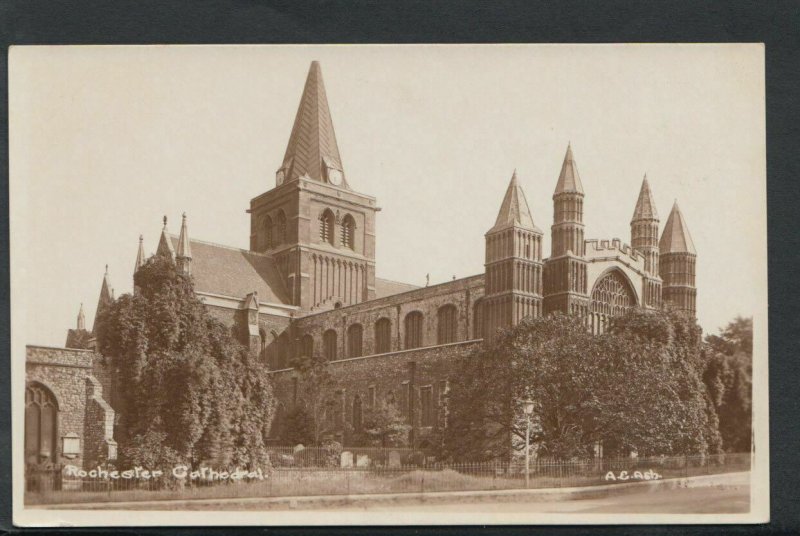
(93, 266, 113, 332)
(659, 201, 696, 254)
(156, 215, 175, 258)
(77, 303, 85, 330)
(632, 174, 659, 222)
(554, 143, 584, 195)
(278, 61, 345, 187)
(176, 212, 192, 275)
(135, 234, 146, 271)
(490, 170, 539, 232)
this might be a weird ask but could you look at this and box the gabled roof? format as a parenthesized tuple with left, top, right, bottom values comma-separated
(554, 143, 584, 195)
(632, 175, 659, 221)
(659, 201, 696, 255)
(375, 277, 420, 299)
(490, 170, 540, 233)
(280, 61, 345, 186)
(168, 236, 291, 305)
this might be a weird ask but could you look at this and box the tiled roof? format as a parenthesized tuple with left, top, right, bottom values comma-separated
(490, 170, 540, 233)
(659, 202, 696, 255)
(554, 143, 584, 195)
(375, 277, 420, 298)
(632, 175, 659, 221)
(169, 236, 291, 304)
(280, 61, 345, 186)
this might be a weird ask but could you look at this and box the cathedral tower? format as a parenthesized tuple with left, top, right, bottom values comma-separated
(659, 201, 697, 315)
(543, 144, 589, 316)
(484, 171, 544, 339)
(248, 61, 379, 311)
(631, 175, 662, 308)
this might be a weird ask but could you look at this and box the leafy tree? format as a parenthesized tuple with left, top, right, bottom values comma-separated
(703, 316, 753, 452)
(96, 254, 276, 470)
(287, 354, 339, 445)
(444, 310, 721, 461)
(281, 406, 316, 446)
(353, 401, 411, 448)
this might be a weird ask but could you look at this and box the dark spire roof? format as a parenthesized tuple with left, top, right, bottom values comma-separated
(490, 170, 540, 233)
(554, 143, 584, 195)
(632, 174, 659, 222)
(659, 201, 696, 254)
(93, 265, 113, 332)
(280, 61, 345, 185)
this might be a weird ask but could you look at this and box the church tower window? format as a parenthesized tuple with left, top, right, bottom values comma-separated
(320, 210, 335, 246)
(275, 210, 287, 245)
(341, 214, 355, 249)
(263, 216, 274, 249)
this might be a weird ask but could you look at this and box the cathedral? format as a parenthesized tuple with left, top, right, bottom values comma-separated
(26, 61, 698, 466)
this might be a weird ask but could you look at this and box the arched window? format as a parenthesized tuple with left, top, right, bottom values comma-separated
(352, 395, 363, 431)
(262, 216, 274, 250)
(473, 300, 484, 339)
(590, 269, 637, 334)
(347, 324, 363, 358)
(340, 214, 355, 249)
(300, 334, 314, 358)
(277, 332, 290, 369)
(374, 317, 391, 354)
(437, 304, 457, 344)
(275, 210, 287, 245)
(259, 329, 267, 363)
(320, 209, 335, 245)
(323, 329, 338, 361)
(404, 311, 424, 349)
(25, 383, 58, 465)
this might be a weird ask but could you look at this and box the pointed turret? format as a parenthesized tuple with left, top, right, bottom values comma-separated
(93, 265, 113, 332)
(156, 215, 175, 259)
(630, 174, 662, 308)
(659, 201, 697, 316)
(77, 303, 85, 330)
(176, 212, 192, 275)
(277, 61, 346, 188)
(659, 201, 696, 254)
(554, 143, 584, 195)
(490, 170, 540, 233)
(631, 174, 658, 222)
(135, 234, 146, 271)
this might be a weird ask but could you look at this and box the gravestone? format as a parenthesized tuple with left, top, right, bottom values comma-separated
(356, 454, 370, 467)
(340, 451, 354, 468)
(388, 450, 401, 468)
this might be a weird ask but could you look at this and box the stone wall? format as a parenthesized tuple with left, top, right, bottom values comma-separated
(269, 339, 483, 447)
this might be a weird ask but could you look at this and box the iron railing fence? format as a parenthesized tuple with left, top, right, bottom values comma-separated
(266, 446, 421, 468)
(25, 452, 751, 506)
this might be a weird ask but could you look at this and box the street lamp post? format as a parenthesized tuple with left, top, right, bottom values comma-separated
(523, 399, 535, 489)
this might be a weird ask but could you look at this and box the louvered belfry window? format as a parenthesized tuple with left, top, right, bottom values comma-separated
(320, 210, 335, 245)
(341, 215, 355, 249)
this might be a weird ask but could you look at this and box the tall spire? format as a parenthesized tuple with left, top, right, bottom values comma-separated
(632, 174, 658, 221)
(278, 61, 345, 186)
(554, 143, 584, 195)
(156, 215, 175, 259)
(93, 265, 113, 332)
(659, 201, 696, 254)
(490, 170, 539, 232)
(77, 303, 85, 330)
(135, 234, 146, 271)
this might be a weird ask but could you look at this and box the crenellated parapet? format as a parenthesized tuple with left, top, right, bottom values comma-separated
(584, 238, 646, 273)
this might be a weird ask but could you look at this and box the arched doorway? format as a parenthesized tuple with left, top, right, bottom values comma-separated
(25, 383, 59, 466)
(589, 269, 637, 334)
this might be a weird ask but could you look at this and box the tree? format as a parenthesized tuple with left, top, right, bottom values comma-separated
(287, 354, 339, 445)
(703, 316, 753, 452)
(280, 406, 316, 446)
(444, 310, 721, 461)
(354, 401, 411, 448)
(96, 254, 276, 470)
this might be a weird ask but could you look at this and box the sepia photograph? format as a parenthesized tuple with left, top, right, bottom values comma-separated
(9, 44, 768, 526)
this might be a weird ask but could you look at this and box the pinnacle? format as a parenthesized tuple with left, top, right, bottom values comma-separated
(554, 143, 584, 195)
(632, 174, 659, 222)
(659, 202, 696, 254)
(490, 170, 539, 233)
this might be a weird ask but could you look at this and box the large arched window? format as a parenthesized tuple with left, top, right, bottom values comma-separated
(437, 304, 458, 344)
(323, 329, 338, 361)
(340, 214, 355, 249)
(590, 269, 637, 334)
(300, 334, 314, 358)
(347, 324, 363, 358)
(320, 209, 335, 245)
(374, 317, 391, 354)
(473, 300, 484, 339)
(25, 383, 58, 465)
(262, 215, 274, 250)
(275, 210, 287, 245)
(352, 395, 363, 432)
(404, 311, 424, 349)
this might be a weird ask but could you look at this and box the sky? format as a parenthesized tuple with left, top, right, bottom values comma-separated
(10, 44, 767, 346)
